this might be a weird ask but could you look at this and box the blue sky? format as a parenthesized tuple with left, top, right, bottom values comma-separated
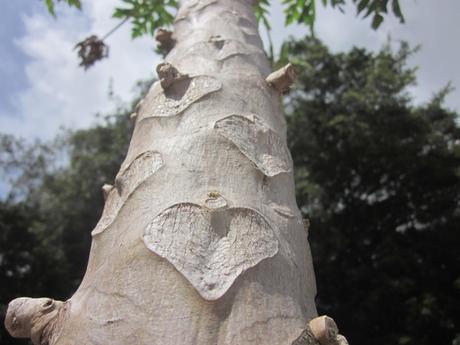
(0, 1, 34, 117)
(0, 0, 459, 143)
(0, 0, 157, 140)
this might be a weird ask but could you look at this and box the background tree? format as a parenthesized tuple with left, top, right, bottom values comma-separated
(0, 201, 68, 345)
(285, 37, 460, 345)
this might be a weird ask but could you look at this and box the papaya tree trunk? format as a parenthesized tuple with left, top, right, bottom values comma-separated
(5, 1, 322, 344)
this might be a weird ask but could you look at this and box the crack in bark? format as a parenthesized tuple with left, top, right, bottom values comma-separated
(214, 114, 292, 177)
(179, 36, 263, 64)
(138, 75, 222, 120)
(92, 151, 163, 236)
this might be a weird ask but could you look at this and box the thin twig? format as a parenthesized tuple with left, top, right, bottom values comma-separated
(101, 17, 130, 41)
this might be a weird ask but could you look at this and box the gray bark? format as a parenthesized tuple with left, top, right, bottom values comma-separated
(4, 0, 321, 344)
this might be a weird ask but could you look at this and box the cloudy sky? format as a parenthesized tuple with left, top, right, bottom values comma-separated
(0, 0, 459, 141)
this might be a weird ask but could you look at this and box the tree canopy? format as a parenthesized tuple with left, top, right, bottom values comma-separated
(285, 36, 460, 345)
(1, 37, 459, 345)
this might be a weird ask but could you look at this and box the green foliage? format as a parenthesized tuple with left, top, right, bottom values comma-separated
(40, 0, 405, 69)
(283, 0, 317, 32)
(43, 0, 81, 17)
(41, 0, 404, 41)
(0, 135, 61, 200)
(279, 0, 404, 33)
(284, 36, 460, 345)
(319, 0, 405, 29)
(254, 0, 272, 30)
(113, 0, 178, 38)
(0, 202, 71, 345)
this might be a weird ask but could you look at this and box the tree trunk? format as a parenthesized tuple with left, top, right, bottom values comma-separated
(5, 0, 319, 344)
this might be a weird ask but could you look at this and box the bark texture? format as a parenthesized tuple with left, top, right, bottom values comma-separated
(5, 0, 320, 344)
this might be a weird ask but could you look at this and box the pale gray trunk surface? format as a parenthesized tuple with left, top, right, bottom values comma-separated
(5, 0, 320, 344)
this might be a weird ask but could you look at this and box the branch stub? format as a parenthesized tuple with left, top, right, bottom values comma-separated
(266, 63, 296, 93)
(155, 28, 175, 53)
(156, 62, 188, 90)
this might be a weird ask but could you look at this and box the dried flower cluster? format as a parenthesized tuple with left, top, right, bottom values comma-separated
(74, 35, 109, 69)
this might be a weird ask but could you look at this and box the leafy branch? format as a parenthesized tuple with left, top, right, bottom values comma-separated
(113, 0, 178, 38)
(280, 0, 405, 32)
(41, 0, 405, 69)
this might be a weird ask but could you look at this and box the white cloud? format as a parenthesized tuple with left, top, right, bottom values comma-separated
(0, 0, 160, 140)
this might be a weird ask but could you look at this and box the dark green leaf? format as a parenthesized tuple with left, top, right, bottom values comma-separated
(392, 0, 405, 23)
(283, 0, 316, 33)
(112, 0, 177, 39)
(42, 0, 82, 16)
(372, 13, 384, 29)
(357, 0, 370, 14)
(44, 0, 55, 16)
